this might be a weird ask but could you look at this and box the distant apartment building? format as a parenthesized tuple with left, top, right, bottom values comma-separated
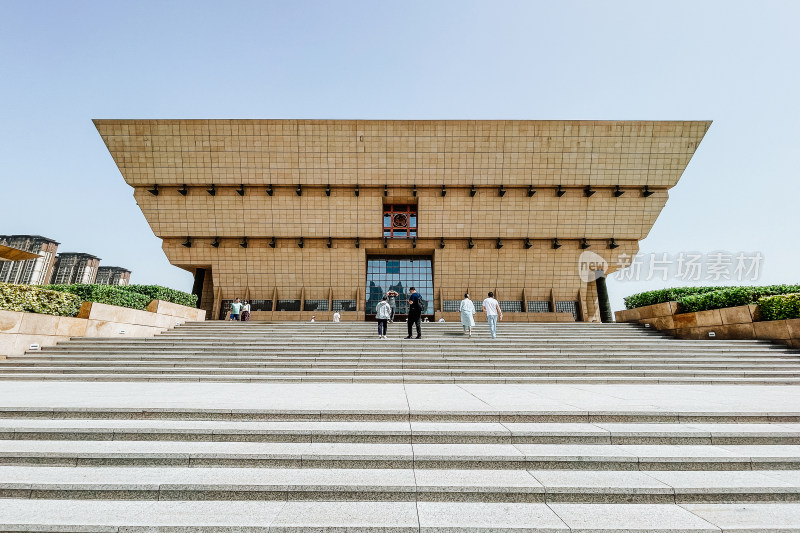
(0, 235, 60, 285)
(50, 253, 101, 285)
(95, 266, 131, 286)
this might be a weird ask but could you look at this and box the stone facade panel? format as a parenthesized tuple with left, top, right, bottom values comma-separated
(96, 119, 710, 321)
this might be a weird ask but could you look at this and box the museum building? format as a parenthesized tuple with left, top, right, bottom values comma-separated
(95, 120, 709, 321)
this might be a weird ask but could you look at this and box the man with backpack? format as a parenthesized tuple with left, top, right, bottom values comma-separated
(405, 287, 422, 339)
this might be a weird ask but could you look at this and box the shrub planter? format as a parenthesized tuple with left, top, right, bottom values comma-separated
(615, 302, 800, 348)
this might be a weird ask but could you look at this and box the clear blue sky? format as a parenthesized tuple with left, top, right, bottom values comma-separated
(1, 0, 798, 312)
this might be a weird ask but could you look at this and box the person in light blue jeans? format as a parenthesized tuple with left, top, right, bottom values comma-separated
(481, 292, 503, 339)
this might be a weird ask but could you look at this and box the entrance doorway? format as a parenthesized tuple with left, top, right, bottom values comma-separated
(366, 256, 433, 320)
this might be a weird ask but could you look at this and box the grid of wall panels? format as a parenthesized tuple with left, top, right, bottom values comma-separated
(99, 120, 709, 322)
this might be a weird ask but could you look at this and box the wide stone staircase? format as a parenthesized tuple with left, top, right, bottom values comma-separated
(0, 321, 799, 530)
(1, 321, 799, 384)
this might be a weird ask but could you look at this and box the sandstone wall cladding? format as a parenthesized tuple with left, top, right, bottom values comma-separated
(96, 120, 710, 320)
(0, 301, 206, 358)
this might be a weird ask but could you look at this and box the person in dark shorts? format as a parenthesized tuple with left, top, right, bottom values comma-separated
(405, 287, 422, 339)
(229, 298, 242, 321)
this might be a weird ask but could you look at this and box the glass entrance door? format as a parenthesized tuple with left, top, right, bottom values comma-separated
(366, 256, 433, 319)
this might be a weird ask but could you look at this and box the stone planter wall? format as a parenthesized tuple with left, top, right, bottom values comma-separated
(0, 301, 205, 358)
(615, 302, 800, 349)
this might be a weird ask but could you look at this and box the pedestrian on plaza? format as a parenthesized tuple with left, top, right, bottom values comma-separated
(375, 296, 392, 339)
(310, 316, 316, 323)
(386, 290, 399, 322)
(405, 287, 422, 339)
(332, 311, 341, 323)
(241, 300, 251, 322)
(482, 292, 503, 339)
(229, 298, 242, 321)
(459, 293, 476, 337)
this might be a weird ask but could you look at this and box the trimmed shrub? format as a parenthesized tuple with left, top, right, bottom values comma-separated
(119, 285, 197, 308)
(0, 283, 82, 317)
(624, 287, 726, 310)
(677, 285, 800, 313)
(43, 284, 151, 311)
(758, 293, 800, 321)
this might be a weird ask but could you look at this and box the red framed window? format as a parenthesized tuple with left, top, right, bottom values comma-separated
(383, 204, 417, 238)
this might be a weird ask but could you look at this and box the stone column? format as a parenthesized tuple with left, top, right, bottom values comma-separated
(595, 272, 613, 323)
(191, 268, 206, 309)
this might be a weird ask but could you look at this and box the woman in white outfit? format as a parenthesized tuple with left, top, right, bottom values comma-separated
(459, 293, 476, 337)
(376, 296, 392, 339)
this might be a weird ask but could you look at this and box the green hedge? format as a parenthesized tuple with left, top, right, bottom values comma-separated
(0, 283, 82, 317)
(1, 282, 196, 317)
(119, 285, 197, 308)
(757, 293, 800, 321)
(677, 285, 800, 313)
(624, 287, 726, 309)
(43, 284, 151, 311)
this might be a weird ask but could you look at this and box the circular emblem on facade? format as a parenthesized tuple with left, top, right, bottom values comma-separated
(392, 213, 408, 228)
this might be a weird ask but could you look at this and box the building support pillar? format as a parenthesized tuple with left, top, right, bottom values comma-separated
(191, 268, 206, 309)
(212, 288, 222, 320)
(595, 273, 613, 323)
(577, 287, 588, 322)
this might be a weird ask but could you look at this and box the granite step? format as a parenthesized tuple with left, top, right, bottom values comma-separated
(3, 362, 800, 374)
(4, 406, 796, 424)
(20, 357, 799, 368)
(47, 346, 781, 354)
(172, 323, 647, 326)
(21, 352, 799, 362)
(4, 499, 799, 532)
(8, 350, 800, 360)
(30, 350, 793, 360)
(2, 365, 800, 382)
(0, 466, 797, 503)
(2, 374, 800, 385)
(165, 327, 656, 330)
(8, 359, 800, 369)
(5, 361, 800, 373)
(51, 338, 783, 347)
(0, 440, 798, 470)
(1, 419, 799, 444)
(13, 365, 797, 377)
